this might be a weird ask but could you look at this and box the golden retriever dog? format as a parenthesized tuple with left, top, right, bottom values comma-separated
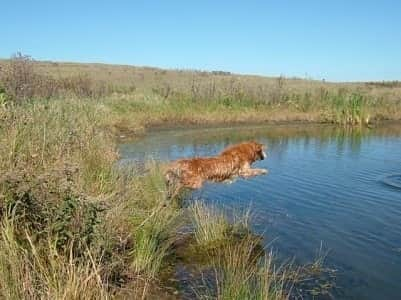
(164, 141, 267, 197)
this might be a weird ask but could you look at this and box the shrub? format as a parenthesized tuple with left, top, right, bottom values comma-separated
(0, 53, 38, 102)
(0, 170, 102, 255)
(0, 53, 112, 102)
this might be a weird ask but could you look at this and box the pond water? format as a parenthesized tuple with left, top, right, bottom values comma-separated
(118, 123, 401, 300)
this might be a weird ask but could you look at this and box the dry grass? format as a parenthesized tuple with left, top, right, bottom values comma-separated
(0, 98, 117, 194)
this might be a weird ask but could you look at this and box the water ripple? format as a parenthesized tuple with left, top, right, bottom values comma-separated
(381, 174, 401, 190)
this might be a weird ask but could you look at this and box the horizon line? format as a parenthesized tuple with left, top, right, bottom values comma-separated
(1, 55, 399, 84)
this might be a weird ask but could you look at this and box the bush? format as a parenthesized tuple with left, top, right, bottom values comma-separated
(0, 53, 39, 102)
(0, 53, 112, 102)
(0, 169, 102, 255)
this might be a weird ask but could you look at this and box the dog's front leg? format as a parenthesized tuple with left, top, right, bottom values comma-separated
(239, 167, 268, 178)
(251, 168, 268, 176)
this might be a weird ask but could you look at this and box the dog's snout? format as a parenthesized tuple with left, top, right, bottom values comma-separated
(261, 150, 267, 160)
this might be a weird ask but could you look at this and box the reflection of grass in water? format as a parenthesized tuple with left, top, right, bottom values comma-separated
(131, 122, 401, 166)
(285, 244, 337, 299)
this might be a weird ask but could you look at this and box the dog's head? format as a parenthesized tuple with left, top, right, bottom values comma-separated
(250, 141, 267, 161)
(220, 141, 268, 163)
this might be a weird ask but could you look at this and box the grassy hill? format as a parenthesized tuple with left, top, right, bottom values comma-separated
(3, 57, 401, 99)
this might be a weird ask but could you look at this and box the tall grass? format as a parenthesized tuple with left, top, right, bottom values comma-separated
(131, 207, 179, 277)
(0, 98, 117, 194)
(128, 165, 182, 278)
(190, 201, 231, 246)
(0, 53, 112, 102)
(331, 93, 369, 125)
(189, 202, 287, 299)
(0, 216, 108, 300)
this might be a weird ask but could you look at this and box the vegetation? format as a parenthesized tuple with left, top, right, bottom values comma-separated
(1, 54, 401, 131)
(190, 201, 233, 247)
(1, 53, 395, 298)
(208, 239, 286, 300)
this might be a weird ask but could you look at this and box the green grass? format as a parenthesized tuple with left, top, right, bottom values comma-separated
(127, 165, 183, 278)
(206, 236, 286, 300)
(190, 201, 232, 246)
(0, 98, 117, 195)
(131, 206, 179, 277)
(331, 93, 369, 125)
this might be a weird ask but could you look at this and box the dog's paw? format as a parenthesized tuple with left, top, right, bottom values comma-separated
(223, 178, 236, 184)
(261, 169, 269, 175)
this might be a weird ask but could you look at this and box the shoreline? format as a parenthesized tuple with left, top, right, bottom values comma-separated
(115, 118, 401, 141)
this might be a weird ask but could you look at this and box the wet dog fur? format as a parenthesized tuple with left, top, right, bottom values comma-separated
(164, 141, 267, 198)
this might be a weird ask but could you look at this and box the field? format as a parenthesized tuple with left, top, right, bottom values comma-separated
(0, 54, 398, 299)
(2, 55, 401, 130)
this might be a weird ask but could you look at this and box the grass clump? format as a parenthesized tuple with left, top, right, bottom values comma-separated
(189, 203, 335, 300)
(131, 205, 180, 277)
(190, 201, 254, 248)
(189, 202, 286, 299)
(190, 201, 231, 246)
(0, 169, 102, 256)
(331, 93, 369, 125)
(200, 235, 286, 300)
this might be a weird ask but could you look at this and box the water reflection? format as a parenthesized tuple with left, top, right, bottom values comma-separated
(120, 123, 401, 164)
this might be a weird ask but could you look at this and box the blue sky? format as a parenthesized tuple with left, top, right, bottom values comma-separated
(1, 0, 401, 81)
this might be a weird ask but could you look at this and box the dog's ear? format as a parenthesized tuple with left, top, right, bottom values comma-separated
(253, 142, 265, 150)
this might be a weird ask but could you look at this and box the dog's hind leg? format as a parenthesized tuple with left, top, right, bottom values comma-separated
(184, 176, 203, 189)
(168, 184, 183, 200)
(165, 169, 183, 199)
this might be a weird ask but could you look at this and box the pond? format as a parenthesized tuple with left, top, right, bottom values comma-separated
(119, 123, 401, 300)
